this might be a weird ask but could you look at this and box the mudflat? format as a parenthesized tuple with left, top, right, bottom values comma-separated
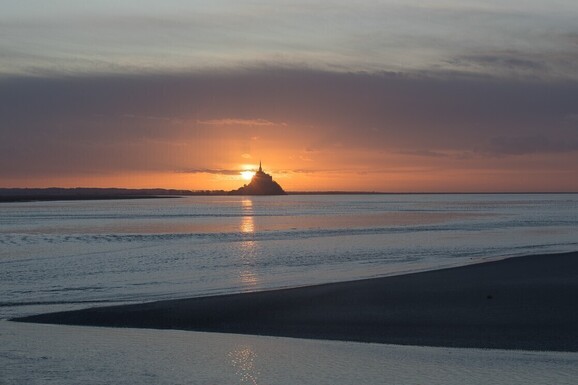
(14, 252, 578, 351)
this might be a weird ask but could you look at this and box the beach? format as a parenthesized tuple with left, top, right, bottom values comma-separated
(14, 251, 578, 352)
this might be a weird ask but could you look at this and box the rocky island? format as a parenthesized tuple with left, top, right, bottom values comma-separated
(229, 162, 286, 195)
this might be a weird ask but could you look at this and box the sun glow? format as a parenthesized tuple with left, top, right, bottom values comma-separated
(241, 171, 255, 180)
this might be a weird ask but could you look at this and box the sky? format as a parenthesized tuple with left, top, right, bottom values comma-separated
(1, 0, 577, 192)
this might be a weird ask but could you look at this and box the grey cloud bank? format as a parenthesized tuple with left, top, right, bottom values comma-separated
(1, 69, 577, 177)
(1, 1, 578, 79)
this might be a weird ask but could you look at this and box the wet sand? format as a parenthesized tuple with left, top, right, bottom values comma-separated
(13, 252, 578, 351)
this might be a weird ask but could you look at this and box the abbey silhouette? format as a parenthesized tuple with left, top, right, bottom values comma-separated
(229, 162, 286, 195)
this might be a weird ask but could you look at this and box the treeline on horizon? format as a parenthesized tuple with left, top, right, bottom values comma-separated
(0, 187, 219, 202)
(0, 187, 391, 202)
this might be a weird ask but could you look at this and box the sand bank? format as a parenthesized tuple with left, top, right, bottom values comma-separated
(13, 252, 578, 351)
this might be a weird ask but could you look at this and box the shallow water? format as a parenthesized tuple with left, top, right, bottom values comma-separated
(1, 194, 577, 319)
(1, 194, 577, 383)
(1, 321, 577, 385)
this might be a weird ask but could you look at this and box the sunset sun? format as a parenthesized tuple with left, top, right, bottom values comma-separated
(241, 171, 255, 180)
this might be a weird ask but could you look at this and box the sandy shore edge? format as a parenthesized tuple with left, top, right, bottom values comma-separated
(13, 252, 578, 351)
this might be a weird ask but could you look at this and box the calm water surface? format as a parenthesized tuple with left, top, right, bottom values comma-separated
(1, 194, 576, 319)
(1, 194, 577, 384)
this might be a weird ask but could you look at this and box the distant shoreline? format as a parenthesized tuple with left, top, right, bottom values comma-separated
(0, 194, 182, 203)
(1, 187, 576, 202)
(13, 251, 578, 352)
(0, 188, 217, 203)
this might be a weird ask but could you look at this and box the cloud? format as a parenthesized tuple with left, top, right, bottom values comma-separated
(197, 118, 286, 127)
(440, 27, 578, 80)
(179, 168, 242, 176)
(447, 53, 547, 73)
(480, 135, 578, 156)
(122, 114, 184, 124)
(563, 113, 578, 126)
(0, 67, 577, 181)
(3, 1, 578, 81)
(484, 135, 550, 155)
(396, 149, 451, 158)
(565, 33, 578, 45)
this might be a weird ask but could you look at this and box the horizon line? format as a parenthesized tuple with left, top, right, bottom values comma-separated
(1, 187, 577, 196)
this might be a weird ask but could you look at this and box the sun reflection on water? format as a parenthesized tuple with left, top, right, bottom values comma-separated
(239, 198, 260, 288)
(240, 216, 255, 233)
(239, 266, 259, 286)
(241, 199, 255, 233)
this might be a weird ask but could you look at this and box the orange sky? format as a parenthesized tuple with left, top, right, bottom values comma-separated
(2, 2, 578, 192)
(2, 112, 576, 192)
(1, 65, 577, 194)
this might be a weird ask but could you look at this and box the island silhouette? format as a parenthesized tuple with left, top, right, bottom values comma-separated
(229, 162, 286, 195)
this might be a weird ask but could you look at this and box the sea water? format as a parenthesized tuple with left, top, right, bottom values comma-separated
(1, 194, 576, 319)
(1, 194, 577, 383)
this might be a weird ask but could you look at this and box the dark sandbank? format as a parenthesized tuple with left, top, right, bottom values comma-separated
(13, 252, 578, 351)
